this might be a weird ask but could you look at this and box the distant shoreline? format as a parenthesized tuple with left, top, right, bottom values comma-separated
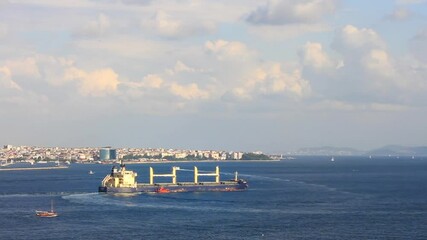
(0, 166, 69, 171)
(103, 159, 282, 164)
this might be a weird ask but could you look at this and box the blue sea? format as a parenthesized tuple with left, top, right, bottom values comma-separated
(1, 157, 427, 239)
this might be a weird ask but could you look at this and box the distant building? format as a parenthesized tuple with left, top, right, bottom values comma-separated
(232, 152, 243, 160)
(109, 149, 117, 160)
(3, 145, 12, 150)
(161, 152, 173, 158)
(100, 148, 110, 160)
(78, 154, 86, 160)
(203, 152, 210, 159)
(174, 153, 187, 159)
(210, 152, 220, 160)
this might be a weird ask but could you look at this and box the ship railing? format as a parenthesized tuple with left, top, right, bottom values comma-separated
(101, 175, 112, 186)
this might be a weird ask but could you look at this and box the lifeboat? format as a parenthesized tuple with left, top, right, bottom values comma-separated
(155, 186, 170, 193)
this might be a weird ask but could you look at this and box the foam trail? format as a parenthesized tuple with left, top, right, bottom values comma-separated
(0, 192, 89, 198)
(179, 168, 348, 196)
(161, 167, 350, 195)
(62, 192, 292, 214)
(176, 168, 193, 172)
(220, 171, 361, 196)
(178, 168, 214, 173)
(179, 168, 290, 182)
(63, 193, 133, 207)
(221, 171, 290, 182)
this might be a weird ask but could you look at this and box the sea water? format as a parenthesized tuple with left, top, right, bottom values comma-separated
(0, 157, 427, 239)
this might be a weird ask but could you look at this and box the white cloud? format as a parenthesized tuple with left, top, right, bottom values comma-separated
(166, 61, 199, 75)
(0, 66, 22, 90)
(299, 25, 427, 108)
(245, 0, 336, 39)
(260, 64, 311, 96)
(118, 59, 215, 105)
(121, 74, 164, 90)
(202, 39, 313, 102)
(333, 25, 385, 54)
(77, 13, 111, 37)
(64, 67, 120, 97)
(169, 82, 209, 100)
(385, 8, 412, 21)
(362, 49, 395, 78)
(248, 23, 331, 40)
(246, 0, 339, 25)
(5, 57, 41, 78)
(142, 11, 181, 38)
(333, 26, 392, 80)
(72, 35, 181, 65)
(0, 65, 50, 113)
(300, 42, 334, 70)
(228, 62, 311, 100)
(24, 55, 75, 86)
(2, 0, 427, 150)
(117, 39, 313, 104)
(142, 74, 163, 88)
(225, 88, 252, 101)
(141, 10, 215, 38)
(325, 26, 398, 98)
(205, 40, 254, 61)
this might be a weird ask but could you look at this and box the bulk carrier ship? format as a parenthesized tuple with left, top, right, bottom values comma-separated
(98, 161, 248, 193)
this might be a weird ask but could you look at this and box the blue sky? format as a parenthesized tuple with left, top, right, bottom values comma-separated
(1, 0, 427, 153)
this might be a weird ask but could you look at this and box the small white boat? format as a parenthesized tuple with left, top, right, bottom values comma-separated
(89, 170, 94, 175)
(331, 157, 335, 162)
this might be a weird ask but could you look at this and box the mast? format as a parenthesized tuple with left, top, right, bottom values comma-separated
(120, 159, 125, 171)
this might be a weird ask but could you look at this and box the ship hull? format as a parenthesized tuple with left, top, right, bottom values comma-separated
(99, 181, 248, 193)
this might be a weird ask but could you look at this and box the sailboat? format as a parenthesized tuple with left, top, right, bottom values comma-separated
(89, 170, 94, 175)
(331, 157, 335, 162)
(36, 200, 58, 218)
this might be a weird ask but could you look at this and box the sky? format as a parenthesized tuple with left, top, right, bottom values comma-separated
(1, 0, 427, 153)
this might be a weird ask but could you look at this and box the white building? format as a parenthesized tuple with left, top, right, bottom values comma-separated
(232, 152, 243, 160)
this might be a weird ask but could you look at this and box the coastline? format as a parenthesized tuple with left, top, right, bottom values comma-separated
(0, 160, 281, 168)
(115, 159, 282, 164)
(0, 166, 69, 171)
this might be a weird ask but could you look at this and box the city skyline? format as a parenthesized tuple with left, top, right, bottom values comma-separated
(1, 1, 427, 153)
